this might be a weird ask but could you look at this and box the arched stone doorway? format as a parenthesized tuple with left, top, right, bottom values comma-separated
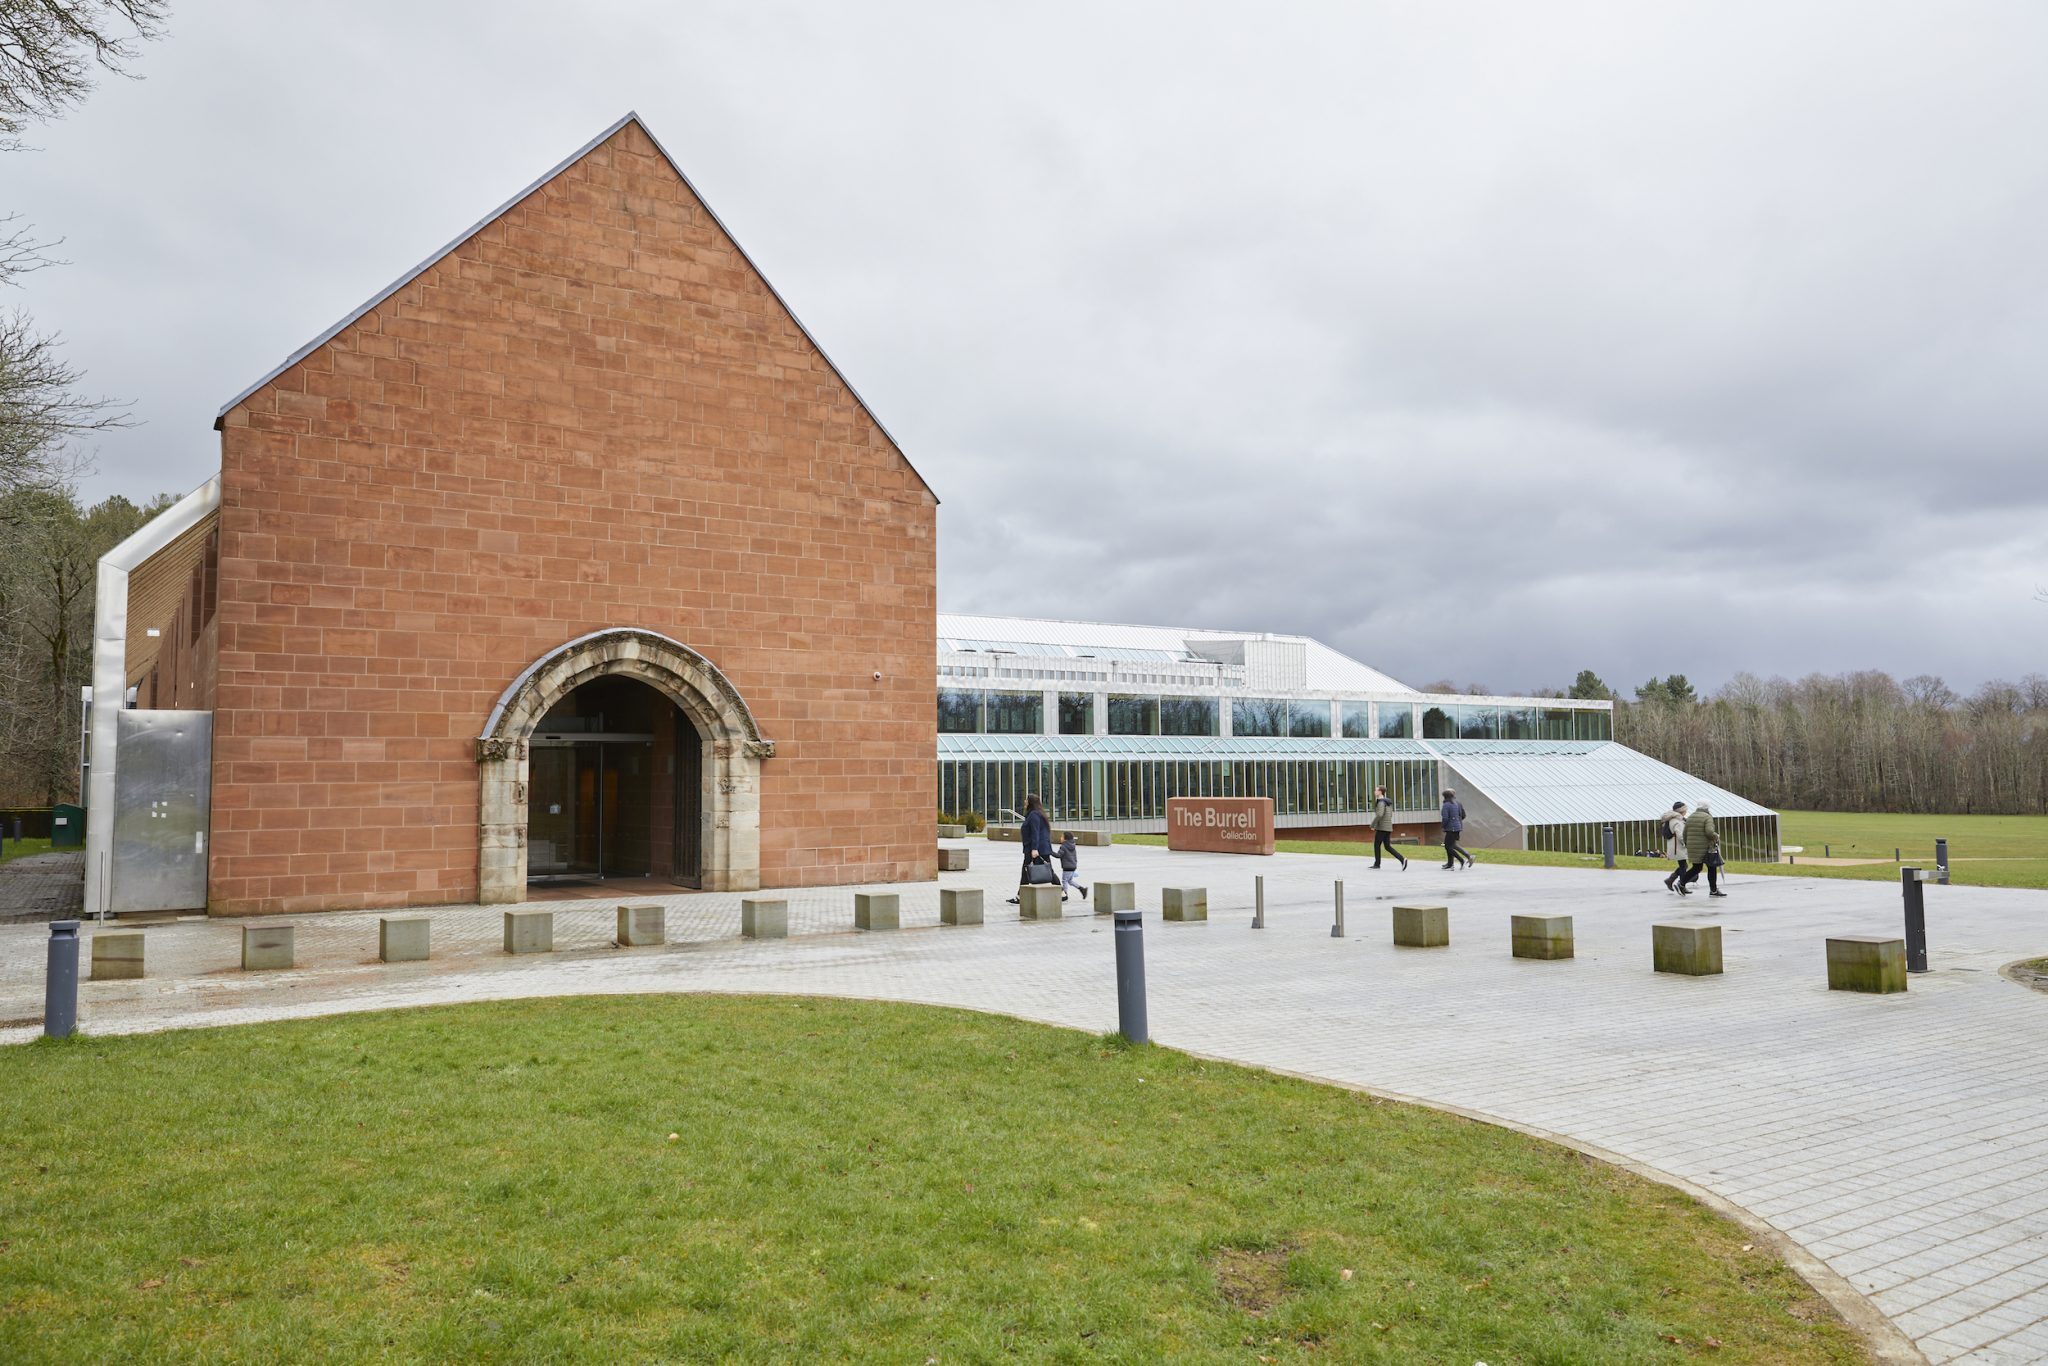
(477, 629, 775, 903)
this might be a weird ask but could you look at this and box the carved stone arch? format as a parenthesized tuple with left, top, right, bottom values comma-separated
(476, 628, 775, 902)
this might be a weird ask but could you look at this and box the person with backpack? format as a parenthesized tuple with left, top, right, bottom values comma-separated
(1006, 793, 1055, 905)
(1055, 831, 1087, 902)
(1441, 788, 1474, 869)
(1676, 801, 1725, 897)
(1661, 801, 1690, 892)
(1369, 785, 1408, 870)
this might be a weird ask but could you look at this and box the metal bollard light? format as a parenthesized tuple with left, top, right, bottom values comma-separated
(1901, 867, 1928, 973)
(1602, 825, 1615, 870)
(1113, 909, 1148, 1044)
(1935, 838, 1950, 886)
(1331, 880, 1345, 938)
(1253, 875, 1265, 929)
(45, 920, 81, 1039)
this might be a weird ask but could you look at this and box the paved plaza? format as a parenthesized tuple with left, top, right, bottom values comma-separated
(3, 842, 2045, 1364)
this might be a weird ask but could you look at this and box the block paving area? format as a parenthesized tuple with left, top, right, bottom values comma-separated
(3, 842, 2045, 1364)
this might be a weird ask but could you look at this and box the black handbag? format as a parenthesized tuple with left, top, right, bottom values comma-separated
(1705, 846, 1724, 869)
(1023, 858, 1058, 886)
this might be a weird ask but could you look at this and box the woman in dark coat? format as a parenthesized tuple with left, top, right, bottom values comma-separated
(1009, 793, 1055, 904)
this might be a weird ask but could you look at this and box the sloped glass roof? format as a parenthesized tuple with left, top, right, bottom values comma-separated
(1426, 741, 1775, 823)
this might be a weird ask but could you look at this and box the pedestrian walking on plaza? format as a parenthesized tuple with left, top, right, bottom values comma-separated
(1677, 801, 1725, 897)
(1441, 788, 1474, 869)
(1661, 801, 1690, 892)
(1055, 831, 1087, 902)
(1370, 786, 1408, 870)
(1007, 793, 1056, 905)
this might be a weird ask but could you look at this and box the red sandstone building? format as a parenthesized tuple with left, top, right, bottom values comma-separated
(87, 114, 938, 918)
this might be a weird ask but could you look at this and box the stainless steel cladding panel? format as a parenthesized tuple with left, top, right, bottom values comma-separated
(111, 710, 212, 913)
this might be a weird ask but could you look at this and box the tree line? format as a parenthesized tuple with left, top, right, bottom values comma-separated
(1572, 668, 2048, 816)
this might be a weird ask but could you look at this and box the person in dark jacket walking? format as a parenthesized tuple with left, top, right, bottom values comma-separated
(1369, 786, 1408, 869)
(1007, 793, 1055, 905)
(1441, 788, 1474, 869)
(1055, 832, 1086, 902)
(1676, 802, 1724, 897)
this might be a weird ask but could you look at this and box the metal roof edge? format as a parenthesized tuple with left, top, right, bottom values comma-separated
(100, 472, 222, 575)
(211, 113, 939, 506)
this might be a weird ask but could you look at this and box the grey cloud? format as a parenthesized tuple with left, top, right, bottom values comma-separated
(10, 0, 2046, 695)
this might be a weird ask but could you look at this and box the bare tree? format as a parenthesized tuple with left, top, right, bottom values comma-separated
(0, 0, 167, 148)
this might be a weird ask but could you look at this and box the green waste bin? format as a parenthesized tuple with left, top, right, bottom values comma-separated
(50, 804, 84, 848)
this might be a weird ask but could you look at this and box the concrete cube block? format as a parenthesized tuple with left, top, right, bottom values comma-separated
(937, 823, 967, 840)
(379, 915, 430, 963)
(616, 903, 666, 947)
(503, 909, 553, 955)
(1162, 887, 1208, 922)
(1018, 884, 1063, 920)
(854, 892, 900, 931)
(940, 887, 984, 925)
(937, 847, 970, 872)
(1511, 914, 1574, 961)
(1827, 936, 1906, 994)
(1653, 922, 1723, 976)
(1093, 881, 1136, 915)
(741, 897, 788, 939)
(240, 924, 294, 971)
(1392, 904, 1450, 948)
(90, 930, 145, 980)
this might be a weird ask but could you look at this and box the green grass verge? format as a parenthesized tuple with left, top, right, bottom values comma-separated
(0, 997, 1865, 1364)
(0, 837, 54, 865)
(1776, 810, 2047, 861)
(1119, 810, 2048, 889)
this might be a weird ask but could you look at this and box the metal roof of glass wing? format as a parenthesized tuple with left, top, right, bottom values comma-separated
(938, 735, 1434, 758)
(936, 613, 1416, 693)
(1423, 741, 1776, 824)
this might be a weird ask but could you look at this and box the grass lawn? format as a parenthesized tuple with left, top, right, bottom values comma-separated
(0, 997, 1866, 1364)
(0, 837, 53, 865)
(1120, 810, 2048, 890)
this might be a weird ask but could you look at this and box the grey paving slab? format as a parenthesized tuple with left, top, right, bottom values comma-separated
(1, 840, 2044, 1363)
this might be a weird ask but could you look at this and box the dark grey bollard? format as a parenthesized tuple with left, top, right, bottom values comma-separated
(1330, 880, 1345, 938)
(1935, 838, 1949, 885)
(1901, 867, 1928, 973)
(1113, 909, 1147, 1044)
(1252, 875, 1264, 929)
(1824, 844, 1831, 858)
(45, 920, 80, 1039)
(1602, 825, 1615, 869)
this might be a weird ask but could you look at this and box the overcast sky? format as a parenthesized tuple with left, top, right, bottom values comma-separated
(11, 1, 2047, 695)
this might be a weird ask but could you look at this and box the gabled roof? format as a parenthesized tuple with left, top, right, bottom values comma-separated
(214, 111, 934, 502)
(1426, 741, 1777, 824)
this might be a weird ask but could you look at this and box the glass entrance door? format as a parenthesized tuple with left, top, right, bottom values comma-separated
(527, 739, 655, 882)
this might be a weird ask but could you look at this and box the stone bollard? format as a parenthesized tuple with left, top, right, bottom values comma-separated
(1162, 887, 1207, 922)
(741, 897, 788, 939)
(379, 915, 431, 963)
(91, 930, 145, 980)
(1653, 923, 1722, 976)
(616, 903, 666, 947)
(1827, 936, 1907, 994)
(1018, 884, 1063, 920)
(854, 892, 901, 931)
(937, 847, 970, 872)
(503, 910, 554, 955)
(1092, 881, 1136, 916)
(1511, 914, 1574, 961)
(241, 924, 295, 971)
(940, 887, 984, 925)
(1392, 904, 1449, 948)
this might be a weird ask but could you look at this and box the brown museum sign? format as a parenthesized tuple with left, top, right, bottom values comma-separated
(1165, 797, 1275, 855)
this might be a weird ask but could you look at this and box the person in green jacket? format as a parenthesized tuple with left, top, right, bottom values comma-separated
(1370, 786, 1408, 870)
(1677, 802, 1724, 897)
